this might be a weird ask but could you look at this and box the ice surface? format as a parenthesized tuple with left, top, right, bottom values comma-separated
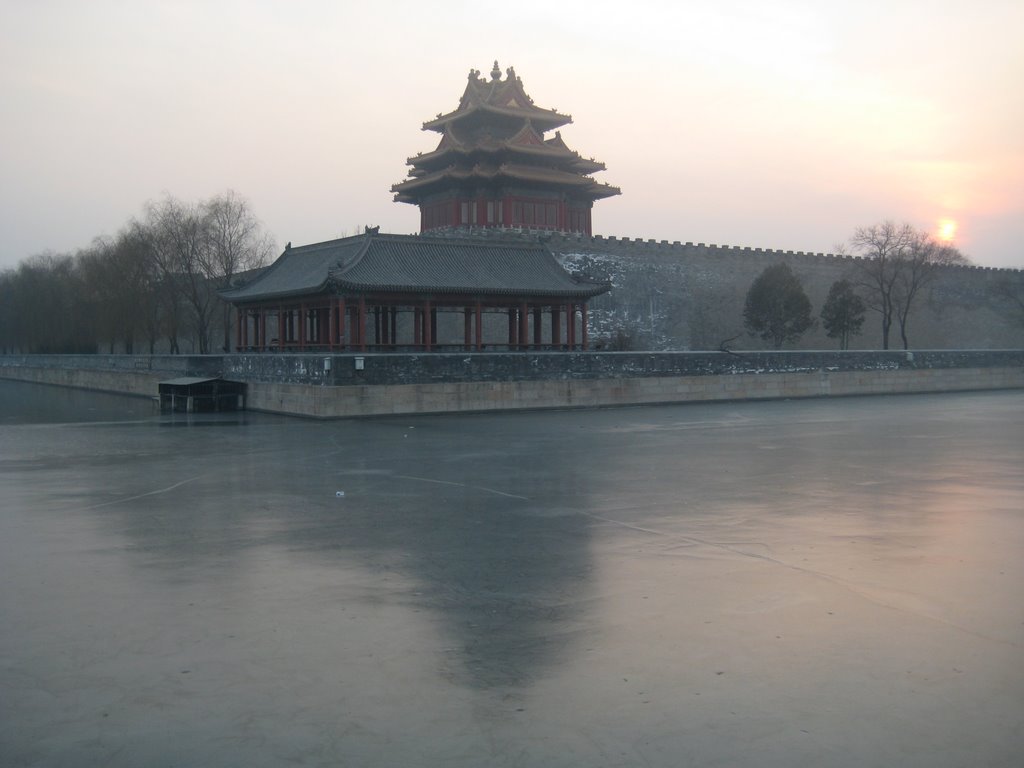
(1, 381, 1022, 767)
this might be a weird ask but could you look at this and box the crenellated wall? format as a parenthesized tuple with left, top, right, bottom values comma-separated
(547, 232, 1022, 351)
(423, 226, 1022, 351)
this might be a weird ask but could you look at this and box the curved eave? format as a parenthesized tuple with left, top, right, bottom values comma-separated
(567, 158, 606, 174)
(405, 142, 603, 172)
(497, 164, 613, 188)
(221, 280, 333, 305)
(334, 278, 610, 299)
(423, 104, 572, 133)
(585, 183, 622, 200)
(392, 165, 620, 197)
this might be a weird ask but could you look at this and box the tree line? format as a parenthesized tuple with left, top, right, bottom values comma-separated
(0, 191, 274, 355)
(743, 220, 972, 350)
(3, 211, 1016, 355)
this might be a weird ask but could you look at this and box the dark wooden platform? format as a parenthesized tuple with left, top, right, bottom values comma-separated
(158, 377, 246, 413)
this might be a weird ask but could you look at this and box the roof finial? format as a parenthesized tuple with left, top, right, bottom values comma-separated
(491, 60, 501, 81)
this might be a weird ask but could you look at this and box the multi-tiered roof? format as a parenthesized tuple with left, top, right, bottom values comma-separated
(392, 62, 620, 236)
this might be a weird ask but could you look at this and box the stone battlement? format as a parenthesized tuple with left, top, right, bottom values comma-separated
(421, 225, 1021, 273)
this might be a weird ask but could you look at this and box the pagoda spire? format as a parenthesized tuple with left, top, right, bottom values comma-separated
(391, 64, 620, 236)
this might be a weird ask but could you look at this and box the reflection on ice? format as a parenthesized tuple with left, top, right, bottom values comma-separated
(1, 379, 1021, 767)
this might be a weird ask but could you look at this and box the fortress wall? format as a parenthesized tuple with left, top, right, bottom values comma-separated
(544, 231, 1022, 351)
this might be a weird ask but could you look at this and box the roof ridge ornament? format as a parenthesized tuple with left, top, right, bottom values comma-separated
(491, 61, 501, 81)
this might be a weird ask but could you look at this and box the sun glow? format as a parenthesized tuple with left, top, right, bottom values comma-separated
(937, 218, 958, 243)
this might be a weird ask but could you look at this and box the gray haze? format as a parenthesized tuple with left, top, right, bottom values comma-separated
(2, 1, 1022, 270)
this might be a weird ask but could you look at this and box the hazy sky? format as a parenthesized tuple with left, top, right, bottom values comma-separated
(2, 0, 1022, 270)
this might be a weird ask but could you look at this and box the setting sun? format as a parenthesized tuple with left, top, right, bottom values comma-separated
(937, 218, 958, 243)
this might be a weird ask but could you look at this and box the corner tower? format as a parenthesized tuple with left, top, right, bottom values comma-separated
(391, 62, 620, 236)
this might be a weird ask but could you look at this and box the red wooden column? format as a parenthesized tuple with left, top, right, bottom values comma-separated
(413, 308, 422, 349)
(533, 306, 542, 347)
(551, 307, 561, 347)
(519, 302, 528, 350)
(259, 309, 267, 351)
(235, 308, 242, 351)
(389, 307, 397, 349)
(327, 299, 335, 350)
(299, 303, 306, 350)
(342, 299, 350, 350)
(423, 301, 433, 350)
(507, 307, 518, 348)
(567, 303, 577, 349)
(357, 297, 367, 352)
(475, 302, 483, 350)
(463, 307, 472, 349)
(581, 304, 589, 350)
(278, 306, 284, 351)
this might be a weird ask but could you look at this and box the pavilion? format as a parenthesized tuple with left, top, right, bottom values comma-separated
(222, 63, 616, 352)
(221, 229, 609, 352)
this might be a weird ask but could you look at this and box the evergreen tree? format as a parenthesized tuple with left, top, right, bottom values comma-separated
(743, 263, 814, 349)
(820, 279, 866, 349)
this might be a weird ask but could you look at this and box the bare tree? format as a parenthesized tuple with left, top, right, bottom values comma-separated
(850, 221, 968, 349)
(140, 192, 275, 353)
(0, 189, 273, 355)
(117, 220, 167, 354)
(5, 252, 95, 353)
(77, 237, 119, 353)
(0, 268, 15, 353)
(203, 190, 275, 351)
(79, 226, 162, 353)
(144, 197, 212, 351)
(892, 235, 968, 349)
(849, 221, 917, 350)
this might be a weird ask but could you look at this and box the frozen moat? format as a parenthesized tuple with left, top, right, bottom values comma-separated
(1, 380, 1022, 767)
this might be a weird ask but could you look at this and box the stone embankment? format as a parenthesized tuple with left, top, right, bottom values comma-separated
(2, 351, 1022, 418)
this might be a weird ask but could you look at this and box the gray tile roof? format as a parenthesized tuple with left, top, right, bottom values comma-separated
(221, 232, 610, 303)
(221, 237, 365, 301)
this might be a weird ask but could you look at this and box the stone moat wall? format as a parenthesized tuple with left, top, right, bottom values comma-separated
(2, 351, 1021, 418)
